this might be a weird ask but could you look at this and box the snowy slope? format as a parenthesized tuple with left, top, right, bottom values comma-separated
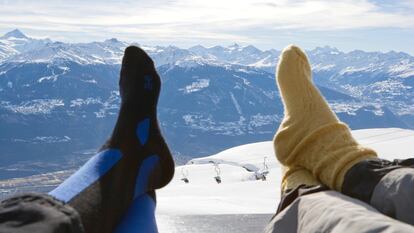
(156, 128, 414, 215)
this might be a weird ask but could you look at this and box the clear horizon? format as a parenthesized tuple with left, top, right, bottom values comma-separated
(1, 0, 414, 55)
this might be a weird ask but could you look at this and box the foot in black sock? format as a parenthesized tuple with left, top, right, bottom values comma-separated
(50, 46, 174, 233)
(105, 45, 175, 193)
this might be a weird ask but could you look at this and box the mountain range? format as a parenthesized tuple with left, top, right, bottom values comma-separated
(0, 29, 413, 179)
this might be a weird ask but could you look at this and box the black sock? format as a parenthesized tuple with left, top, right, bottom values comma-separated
(49, 46, 174, 233)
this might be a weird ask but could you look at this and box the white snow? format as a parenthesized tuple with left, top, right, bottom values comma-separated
(371, 80, 412, 95)
(179, 79, 210, 94)
(157, 128, 414, 215)
(388, 61, 414, 78)
(80, 79, 98, 84)
(329, 101, 384, 116)
(0, 99, 64, 115)
(38, 65, 70, 83)
(230, 92, 242, 115)
(339, 65, 377, 75)
(312, 63, 336, 71)
(32, 136, 71, 144)
(70, 98, 102, 107)
(249, 56, 273, 68)
(249, 114, 281, 127)
(38, 74, 59, 83)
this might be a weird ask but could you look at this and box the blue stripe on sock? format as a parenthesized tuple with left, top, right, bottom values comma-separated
(144, 75, 153, 91)
(49, 149, 122, 203)
(134, 155, 159, 198)
(136, 118, 150, 145)
(114, 194, 158, 233)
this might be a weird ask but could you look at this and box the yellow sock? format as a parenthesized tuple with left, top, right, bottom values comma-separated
(274, 45, 377, 191)
(281, 166, 320, 192)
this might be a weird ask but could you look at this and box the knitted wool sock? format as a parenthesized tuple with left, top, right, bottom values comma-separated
(49, 46, 174, 233)
(281, 166, 321, 192)
(274, 45, 377, 191)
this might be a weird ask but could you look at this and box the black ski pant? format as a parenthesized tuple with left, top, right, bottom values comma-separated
(266, 158, 414, 232)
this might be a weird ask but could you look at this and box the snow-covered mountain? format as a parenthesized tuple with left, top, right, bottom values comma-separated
(0, 29, 125, 64)
(1, 30, 413, 108)
(0, 29, 52, 61)
(0, 29, 413, 179)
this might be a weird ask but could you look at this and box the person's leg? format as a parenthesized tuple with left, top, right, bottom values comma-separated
(48, 46, 174, 233)
(273, 44, 414, 225)
(266, 190, 414, 233)
(0, 193, 84, 233)
(267, 165, 414, 233)
(114, 191, 158, 233)
(277, 166, 326, 213)
(344, 159, 414, 225)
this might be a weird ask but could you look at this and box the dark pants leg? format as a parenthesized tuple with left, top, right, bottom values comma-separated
(265, 189, 414, 233)
(343, 158, 414, 225)
(0, 193, 84, 233)
(370, 168, 414, 225)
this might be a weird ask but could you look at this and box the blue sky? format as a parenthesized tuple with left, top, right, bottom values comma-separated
(1, 0, 413, 54)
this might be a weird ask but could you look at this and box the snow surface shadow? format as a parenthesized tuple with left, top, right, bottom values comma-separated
(157, 214, 273, 233)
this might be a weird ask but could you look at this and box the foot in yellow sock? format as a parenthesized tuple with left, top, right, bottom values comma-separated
(274, 45, 377, 191)
(281, 166, 320, 192)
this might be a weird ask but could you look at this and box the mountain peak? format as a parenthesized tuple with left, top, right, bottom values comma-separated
(229, 43, 241, 49)
(311, 46, 341, 55)
(242, 45, 261, 53)
(104, 38, 120, 43)
(2, 29, 28, 39)
(189, 45, 206, 50)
